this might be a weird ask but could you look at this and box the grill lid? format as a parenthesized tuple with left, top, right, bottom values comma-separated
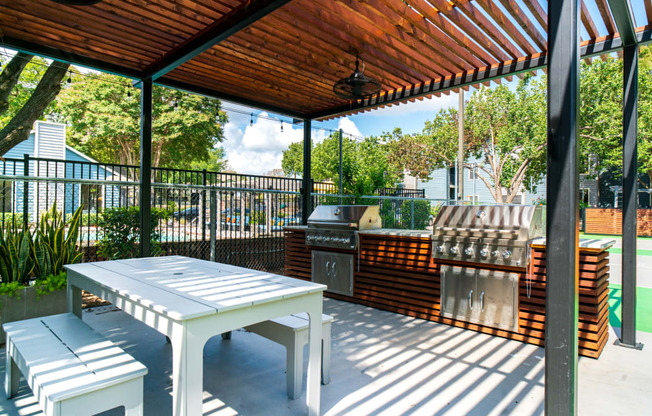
(307, 205, 381, 230)
(432, 205, 544, 242)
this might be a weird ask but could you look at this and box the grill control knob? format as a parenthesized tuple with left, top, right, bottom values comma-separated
(502, 249, 512, 259)
(449, 246, 459, 255)
(464, 247, 474, 256)
(480, 248, 489, 258)
(436, 245, 445, 254)
(491, 250, 499, 258)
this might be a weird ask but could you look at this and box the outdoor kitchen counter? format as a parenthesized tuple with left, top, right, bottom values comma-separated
(284, 228, 613, 358)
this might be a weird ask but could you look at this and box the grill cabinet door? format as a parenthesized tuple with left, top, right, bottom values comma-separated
(441, 266, 476, 322)
(311, 250, 354, 296)
(475, 269, 519, 332)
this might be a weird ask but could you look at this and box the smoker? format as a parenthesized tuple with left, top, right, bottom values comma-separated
(305, 205, 381, 296)
(432, 205, 544, 332)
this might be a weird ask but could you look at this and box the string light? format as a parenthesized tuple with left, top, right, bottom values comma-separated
(250, 113, 253, 126)
(280, 121, 283, 132)
(0, 49, 367, 140)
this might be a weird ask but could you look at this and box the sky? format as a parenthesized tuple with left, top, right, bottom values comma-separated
(220, 93, 461, 175)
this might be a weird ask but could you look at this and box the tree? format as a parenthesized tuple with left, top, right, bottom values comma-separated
(0, 52, 70, 156)
(281, 131, 401, 195)
(189, 146, 228, 172)
(390, 75, 547, 203)
(54, 72, 227, 169)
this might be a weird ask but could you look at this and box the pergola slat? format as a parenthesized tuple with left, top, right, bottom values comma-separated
(0, 0, 645, 119)
(450, 0, 525, 58)
(146, 0, 292, 80)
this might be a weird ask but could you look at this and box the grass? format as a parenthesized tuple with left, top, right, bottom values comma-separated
(608, 284, 652, 333)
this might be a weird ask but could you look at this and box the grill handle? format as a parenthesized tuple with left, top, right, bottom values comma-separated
(308, 221, 358, 228)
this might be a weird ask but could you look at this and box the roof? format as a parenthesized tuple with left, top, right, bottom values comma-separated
(1, 0, 649, 120)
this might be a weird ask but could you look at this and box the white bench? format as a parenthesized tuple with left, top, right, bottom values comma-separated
(236, 313, 332, 400)
(4, 313, 148, 416)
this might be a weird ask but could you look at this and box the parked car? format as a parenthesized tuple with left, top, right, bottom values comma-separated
(172, 206, 199, 220)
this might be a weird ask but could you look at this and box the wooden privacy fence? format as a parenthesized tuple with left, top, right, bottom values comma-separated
(584, 208, 652, 236)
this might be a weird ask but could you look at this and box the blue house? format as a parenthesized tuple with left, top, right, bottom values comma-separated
(405, 158, 547, 205)
(1, 120, 121, 221)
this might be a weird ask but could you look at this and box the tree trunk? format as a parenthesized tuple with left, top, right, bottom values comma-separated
(0, 52, 34, 116)
(0, 60, 70, 156)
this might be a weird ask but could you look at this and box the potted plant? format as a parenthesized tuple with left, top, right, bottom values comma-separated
(0, 203, 83, 344)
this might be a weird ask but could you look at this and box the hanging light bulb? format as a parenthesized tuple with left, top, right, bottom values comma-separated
(127, 88, 132, 98)
(174, 99, 179, 109)
(67, 71, 72, 85)
(250, 113, 254, 126)
(280, 121, 284, 132)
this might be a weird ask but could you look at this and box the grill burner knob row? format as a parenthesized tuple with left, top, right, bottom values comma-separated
(464, 247, 474, 256)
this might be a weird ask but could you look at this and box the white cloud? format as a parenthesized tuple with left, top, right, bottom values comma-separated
(222, 113, 304, 175)
(337, 117, 363, 139)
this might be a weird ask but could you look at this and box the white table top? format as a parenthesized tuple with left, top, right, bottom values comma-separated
(66, 256, 326, 321)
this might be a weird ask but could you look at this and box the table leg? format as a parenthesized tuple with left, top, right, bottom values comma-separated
(170, 327, 205, 416)
(67, 281, 82, 318)
(306, 304, 323, 416)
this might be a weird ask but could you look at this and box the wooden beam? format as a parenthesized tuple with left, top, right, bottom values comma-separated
(145, 0, 291, 80)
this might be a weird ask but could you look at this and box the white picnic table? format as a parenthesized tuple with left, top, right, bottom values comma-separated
(65, 256, 326, 416)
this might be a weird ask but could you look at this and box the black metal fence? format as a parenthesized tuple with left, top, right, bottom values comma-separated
(0, 155, 436, 274)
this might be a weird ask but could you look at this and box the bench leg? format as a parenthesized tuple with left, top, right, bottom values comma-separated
(286, 335, 303, 400)
(4, 342, 20, 399)
(321, 323, 331, 385)
(125, 378, 145, 416)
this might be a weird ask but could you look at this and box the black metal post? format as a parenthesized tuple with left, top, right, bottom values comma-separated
(22, 154, 29, 230)
(617, 44, 644, 350)
(546, 0, 580, 414)
(139, 79, 153, 258)
(301, 119, 312, 225)
(202, 169, 207, 244)
(339, 128, 343, 204)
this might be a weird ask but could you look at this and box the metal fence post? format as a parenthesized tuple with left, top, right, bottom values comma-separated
(202, 169, 207, 243)
(22, 154, 29, 230)
(210, 188, 217, 262)
(410, 199, 415, 229)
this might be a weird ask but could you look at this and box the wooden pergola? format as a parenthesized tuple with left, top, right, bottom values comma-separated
(1, 1, 648, 415)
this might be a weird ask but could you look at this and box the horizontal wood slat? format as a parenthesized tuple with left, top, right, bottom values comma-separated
(284, 230, 610, 358)
(584, 208, 652, 236)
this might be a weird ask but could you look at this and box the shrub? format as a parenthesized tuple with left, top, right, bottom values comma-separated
(97, 206, 170, 260)
(0, 203, 83, 285)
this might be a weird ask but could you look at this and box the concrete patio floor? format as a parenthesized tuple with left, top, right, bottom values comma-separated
(1, 297, 651, 416)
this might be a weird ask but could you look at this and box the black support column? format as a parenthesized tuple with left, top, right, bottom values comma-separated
(302, 119, 312, 225)
(140, 79, 153, 258)
(546, 0, 580, 415)
(618, 44, 644, 349)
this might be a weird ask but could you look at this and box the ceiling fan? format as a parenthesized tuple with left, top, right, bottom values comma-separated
(333, 53, 382, 100)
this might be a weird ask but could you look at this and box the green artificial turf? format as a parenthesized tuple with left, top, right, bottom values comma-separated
(609, 284, 652, 333)
(607, 248, 652, 256)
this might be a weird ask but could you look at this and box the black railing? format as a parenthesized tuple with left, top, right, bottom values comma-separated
(0, 155, 431, 273)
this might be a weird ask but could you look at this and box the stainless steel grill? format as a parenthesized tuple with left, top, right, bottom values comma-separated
(433, 205, 544, 332)
(306, 205, 381, 297)
(432, 205, 544, 269)
(305, 205, 381, 250)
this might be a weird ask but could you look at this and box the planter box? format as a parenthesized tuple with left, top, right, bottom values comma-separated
(0, 285, 67, 344)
